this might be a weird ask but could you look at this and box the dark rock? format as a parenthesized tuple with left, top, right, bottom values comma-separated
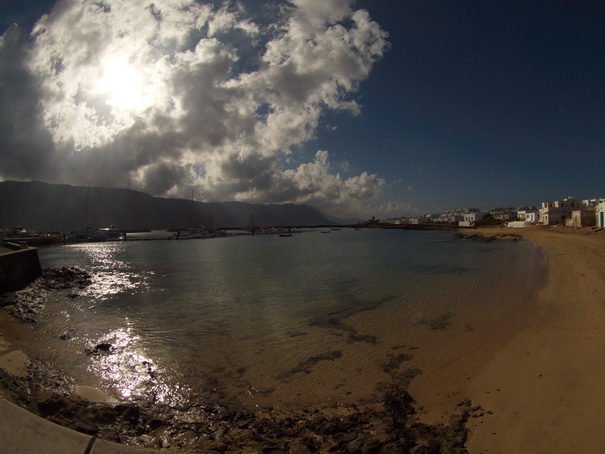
(0, 267, 93, 323)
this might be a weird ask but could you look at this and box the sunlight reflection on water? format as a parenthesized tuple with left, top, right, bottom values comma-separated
(86, 325, 190, 406)
(72, 242, 151, 302)
(35, 230, 547, 411)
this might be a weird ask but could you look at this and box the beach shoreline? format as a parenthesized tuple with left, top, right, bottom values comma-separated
(0, 265, 481, 452)
(411, 225, 605, 453)
(1, 226, 604, 452)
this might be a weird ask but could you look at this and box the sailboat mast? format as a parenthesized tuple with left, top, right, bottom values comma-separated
(82, 183, 90, 231)
(191, 190, 195, 228)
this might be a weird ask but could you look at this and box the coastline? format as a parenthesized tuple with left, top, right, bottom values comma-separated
(412, 225, 605, 453)
(1, 226, 604, 451)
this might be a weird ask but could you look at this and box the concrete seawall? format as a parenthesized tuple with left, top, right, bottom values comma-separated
(0, 242, 42, 293)
(0, 397, 169, 454)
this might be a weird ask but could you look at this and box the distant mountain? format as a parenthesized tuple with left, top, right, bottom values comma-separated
(0, 181, 336, 231)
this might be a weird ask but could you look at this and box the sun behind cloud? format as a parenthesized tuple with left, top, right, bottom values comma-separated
(0, 0, 390, 218)
(96, 55, 147, 112)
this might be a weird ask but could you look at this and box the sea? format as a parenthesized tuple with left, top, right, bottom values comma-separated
(27, 228, 546, 411)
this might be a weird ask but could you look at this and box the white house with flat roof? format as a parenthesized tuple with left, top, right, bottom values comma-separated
(539, 196, 582, 225)
(597, 201, 605, 228)
(457, 211, 485, 227)
(517, 209, 538, 224)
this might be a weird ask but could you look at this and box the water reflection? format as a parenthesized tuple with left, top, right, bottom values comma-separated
(72, 243, 151, 302)
(34, 231, 546, 413)
(86, 325, 189, 406)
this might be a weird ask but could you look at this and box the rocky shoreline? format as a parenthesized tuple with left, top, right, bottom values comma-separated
(0, 267, 92, 323)
(0, 268, 483, 453)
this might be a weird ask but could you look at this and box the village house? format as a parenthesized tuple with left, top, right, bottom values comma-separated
(408, 216, 428, 225)
(566, 209, 596, 228)
(402, 198, 605, 230)
(517, 209, 539, 224)
(384, 217, 409, 225)
(597, 201, 605, 228)
(458, 211, 485, 227)
(538, 196, 582, 226)
(434, 208, 481, 224)
(582, 198, 603, 208)
(438, 213, 464, 224)
(488, 207, 516, 222)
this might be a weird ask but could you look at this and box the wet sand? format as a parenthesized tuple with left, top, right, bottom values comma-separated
(412, 226, 605, 453)
(0, 268, 479, 451)
(2, 227, 604, 452)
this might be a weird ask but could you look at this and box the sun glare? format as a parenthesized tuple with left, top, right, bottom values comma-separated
(97, 56, 147, 112)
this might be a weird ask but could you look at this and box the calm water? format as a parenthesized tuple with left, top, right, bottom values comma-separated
(31, 229, 546, 410)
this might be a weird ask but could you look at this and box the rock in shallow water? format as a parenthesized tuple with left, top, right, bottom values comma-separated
(75, 385, 118, 403)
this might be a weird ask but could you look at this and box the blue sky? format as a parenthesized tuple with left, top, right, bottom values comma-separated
(1, 1, 604, 218)
(316, 0, 605, 213)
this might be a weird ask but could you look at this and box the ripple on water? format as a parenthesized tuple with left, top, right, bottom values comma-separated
(32, 230, 547, 411)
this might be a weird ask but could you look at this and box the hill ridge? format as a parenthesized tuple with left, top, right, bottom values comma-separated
(0, 181, 335, 231)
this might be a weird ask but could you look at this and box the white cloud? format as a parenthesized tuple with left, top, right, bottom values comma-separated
(0, 0, 391, 218)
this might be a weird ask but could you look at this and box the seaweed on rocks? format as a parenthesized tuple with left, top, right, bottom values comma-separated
(308, 317, 378, 344)
(453, 232, 522, 243)
(418, 312, 455, 330)
(382, 354, 423, 391)
(383, 353, 413, 375)
(453, 232, 496, 242)
(85, 343, 115, 355)
(39, 267, 93, 290)
(279, 351, 343, 378)
(307, 295, 393, 344)
(0, 267, 92, 322)
(0, 355, 482, 453)
(0, 270, 483, 452)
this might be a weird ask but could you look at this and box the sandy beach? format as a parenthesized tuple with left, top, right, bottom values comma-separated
(411, 226, 605, 453)
(1, 226, 604, 452)
(470, 226, 605, 453)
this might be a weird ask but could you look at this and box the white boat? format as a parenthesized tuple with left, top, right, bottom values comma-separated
(99, 225, 122, 239)
(186, 228, 218, 239)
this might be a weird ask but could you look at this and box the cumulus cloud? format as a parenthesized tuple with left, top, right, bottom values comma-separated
(0, 0, 390, 218)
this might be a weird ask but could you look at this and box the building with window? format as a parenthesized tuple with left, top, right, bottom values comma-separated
(596, 201, 605, 228)
(539, 196, 582, 225)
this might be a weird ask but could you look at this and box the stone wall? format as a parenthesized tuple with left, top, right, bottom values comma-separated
(0, 243, 42, 293)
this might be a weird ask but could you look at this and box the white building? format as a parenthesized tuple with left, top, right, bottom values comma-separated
(539, 196, 582, 226)
(457, 211, 485, 227)
(597, 201, 605, 228)
(566, 209, 596, 228)
(517, 210, 538, 224)
(385, 217, 409, 225)
(463, 211, 484, 223)
(488, 207, 516, 222)
(409, 216, 428, 225)
(437, 208, 481, 224)
(583, 198, 602, 208)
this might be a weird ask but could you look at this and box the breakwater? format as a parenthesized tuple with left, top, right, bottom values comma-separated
(0, 242, 42, 292)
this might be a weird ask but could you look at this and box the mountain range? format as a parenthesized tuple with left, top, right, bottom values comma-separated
(0, 181, 337, 231)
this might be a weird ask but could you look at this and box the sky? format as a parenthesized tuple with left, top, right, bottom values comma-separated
(1, 0, 604, 220)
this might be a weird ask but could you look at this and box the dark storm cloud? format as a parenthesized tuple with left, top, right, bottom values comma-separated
(0, 24, 55, 179)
